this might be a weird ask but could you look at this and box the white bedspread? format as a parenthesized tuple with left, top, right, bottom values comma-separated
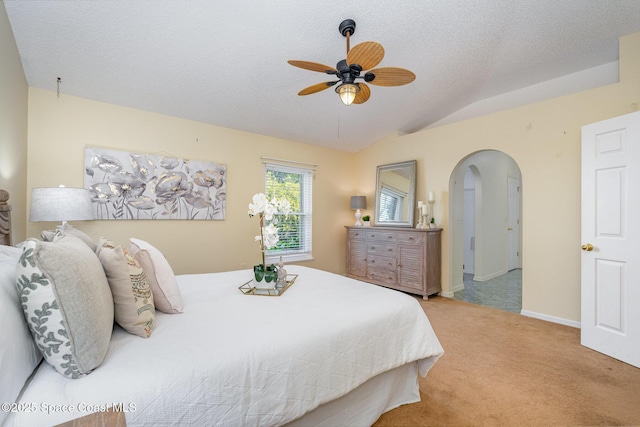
(8, 266, 443, 427)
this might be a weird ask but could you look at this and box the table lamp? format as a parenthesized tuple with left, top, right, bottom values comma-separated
(30, 186, 94, 227)
(350, 195, 367, 227)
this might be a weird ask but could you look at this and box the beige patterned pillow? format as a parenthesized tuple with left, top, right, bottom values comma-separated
(15, 234, 113, 379)
(96, 238, 155, 338)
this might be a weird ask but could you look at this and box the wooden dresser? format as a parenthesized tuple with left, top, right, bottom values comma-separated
(345, 226, 442, 299)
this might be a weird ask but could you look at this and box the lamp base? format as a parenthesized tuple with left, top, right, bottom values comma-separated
(354, 209, 363, 227)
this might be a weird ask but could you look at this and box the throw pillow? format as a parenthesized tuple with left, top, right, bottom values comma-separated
(0, 246, 42, 426)
(15, 234, 114, 379)
(41, 223, 97, 252)
(97, 238, 155, 338)
(129, 238, 183, 314)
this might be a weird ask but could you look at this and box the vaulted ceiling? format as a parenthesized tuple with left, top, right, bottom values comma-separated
(5, 1, 640, 152)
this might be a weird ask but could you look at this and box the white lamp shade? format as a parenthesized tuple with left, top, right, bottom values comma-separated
(30, 187, 94, 222)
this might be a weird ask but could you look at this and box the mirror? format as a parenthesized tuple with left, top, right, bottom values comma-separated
(374, 160, 416, 227)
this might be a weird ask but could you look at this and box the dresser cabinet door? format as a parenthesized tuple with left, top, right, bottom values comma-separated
(347, 229, 367, 277)
(397, 245, 424, 292)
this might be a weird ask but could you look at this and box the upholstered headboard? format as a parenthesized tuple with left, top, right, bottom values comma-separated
(0, 189, 12, 246)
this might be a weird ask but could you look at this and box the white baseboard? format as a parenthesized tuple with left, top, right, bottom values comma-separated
(520, 310, 581, 329)
(473, 269, 508, 282)
(441, 282, 464, 298)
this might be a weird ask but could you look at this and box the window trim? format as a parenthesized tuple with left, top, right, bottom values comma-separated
(263, 162, 313, 263)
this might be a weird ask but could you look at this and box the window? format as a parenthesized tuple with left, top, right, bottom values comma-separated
(264, 162, 313, 263)
(379, 186, 405, 221)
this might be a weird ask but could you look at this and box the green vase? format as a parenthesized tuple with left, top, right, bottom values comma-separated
(254, 264, 277, 283)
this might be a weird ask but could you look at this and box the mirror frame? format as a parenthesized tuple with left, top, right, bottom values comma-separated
(374, 160, 417, 228)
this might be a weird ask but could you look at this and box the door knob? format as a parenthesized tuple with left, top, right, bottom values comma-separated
(581, 243, 594, 251)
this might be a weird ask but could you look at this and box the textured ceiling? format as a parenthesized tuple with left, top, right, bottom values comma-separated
(5, 1, 640, 152)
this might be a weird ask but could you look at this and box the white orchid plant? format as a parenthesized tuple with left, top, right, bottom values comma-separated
(248, 193, 291, 269)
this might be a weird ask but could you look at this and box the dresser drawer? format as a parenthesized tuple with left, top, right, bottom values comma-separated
(348, 229, 366, 240)
(367, 254, 396, 271)
(397, 232, 425, 245)
(367, 242, 397, 256)
(367, 257, 397, 287)
(366, 231, 397, 242)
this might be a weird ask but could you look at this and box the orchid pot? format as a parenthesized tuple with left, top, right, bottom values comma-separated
(254, 263, 278, 287)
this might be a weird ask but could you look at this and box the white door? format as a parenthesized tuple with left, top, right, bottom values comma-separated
(507, 176, 520, 271)
(581, 111, 640, 368)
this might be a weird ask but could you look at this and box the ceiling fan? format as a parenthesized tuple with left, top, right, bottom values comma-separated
(288, 19, 416, 106)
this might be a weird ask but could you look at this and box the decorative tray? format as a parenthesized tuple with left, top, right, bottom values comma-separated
(239, 274, 298, 296)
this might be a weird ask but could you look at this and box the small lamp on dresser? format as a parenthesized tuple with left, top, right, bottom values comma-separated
(350, 195, 366, 227)
(30, 185, 94, 227)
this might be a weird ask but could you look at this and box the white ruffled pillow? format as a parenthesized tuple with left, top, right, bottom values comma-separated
(129, 238, 183, 314)
(0, 245, 42, 426)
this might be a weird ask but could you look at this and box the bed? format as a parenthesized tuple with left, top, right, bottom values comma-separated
(0, 190, 443, 427)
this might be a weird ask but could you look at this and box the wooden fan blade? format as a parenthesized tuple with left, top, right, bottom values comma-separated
(353, 83, 371, 104)
(298, 81, 337, 96)
(366, 67, 416, 86)
(288, 60, 337, 74)
(347, 41, 384, 70)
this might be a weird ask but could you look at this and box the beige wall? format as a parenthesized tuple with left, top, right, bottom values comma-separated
(26, 88, 357, 275)
(355, 32, 640, 324)
(0, 3, 28, 243)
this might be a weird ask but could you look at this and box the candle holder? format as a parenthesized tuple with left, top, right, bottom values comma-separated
(428, 200, 435, 228)
(416, 205, 423, 228)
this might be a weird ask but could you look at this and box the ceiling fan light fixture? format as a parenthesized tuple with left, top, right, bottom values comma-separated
(336, 83, 360, 106)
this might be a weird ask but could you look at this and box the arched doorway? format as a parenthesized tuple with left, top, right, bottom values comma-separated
(448, 150, 522, 313)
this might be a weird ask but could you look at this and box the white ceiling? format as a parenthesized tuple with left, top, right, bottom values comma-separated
(5, 1, 640, 152)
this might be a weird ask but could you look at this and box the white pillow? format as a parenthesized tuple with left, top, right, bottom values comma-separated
(129, 238, 183, 314)
(0, 245, 42, 426)
(16, 234, 114, 379)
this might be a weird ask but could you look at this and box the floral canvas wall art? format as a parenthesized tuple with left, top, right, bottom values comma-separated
(84, 146, 226, 220)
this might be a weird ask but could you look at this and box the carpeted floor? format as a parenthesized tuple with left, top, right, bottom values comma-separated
(373, 296, 640, 427)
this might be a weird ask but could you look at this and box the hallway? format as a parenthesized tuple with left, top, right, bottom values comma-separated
(453, 269, 522, 314)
